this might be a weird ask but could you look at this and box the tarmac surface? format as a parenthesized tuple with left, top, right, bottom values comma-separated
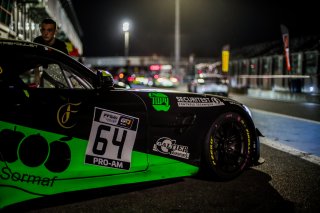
(229, 90, 320, 160)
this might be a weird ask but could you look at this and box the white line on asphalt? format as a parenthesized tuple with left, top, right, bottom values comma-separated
(260, 137, 320, 166)
(251, 108, 320, 125)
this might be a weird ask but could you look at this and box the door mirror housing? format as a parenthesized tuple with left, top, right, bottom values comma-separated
(96, 69, 114, 89)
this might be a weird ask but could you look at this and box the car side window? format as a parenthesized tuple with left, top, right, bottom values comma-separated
(18, 58, 93, 89)
(19, 63, 67, 89)
(63, 68, 93, 89)
(43, 64, 69, 88)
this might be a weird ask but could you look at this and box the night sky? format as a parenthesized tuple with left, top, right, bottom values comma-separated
(71, 0, 320, 58)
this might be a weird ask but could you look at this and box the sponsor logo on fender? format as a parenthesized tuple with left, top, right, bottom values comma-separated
(176, 96, 224, 107)
(153, 137, 190, 159)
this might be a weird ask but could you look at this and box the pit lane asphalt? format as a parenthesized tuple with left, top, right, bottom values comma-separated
(228, 93, 320, 122)
(229, 93, 320, 162)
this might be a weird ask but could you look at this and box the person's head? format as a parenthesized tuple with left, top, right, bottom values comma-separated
(39, 18, 57, 45)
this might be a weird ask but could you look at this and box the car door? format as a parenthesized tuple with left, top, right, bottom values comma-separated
(0, 55, 148, 183)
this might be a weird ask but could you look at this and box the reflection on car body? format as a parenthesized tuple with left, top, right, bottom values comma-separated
(0, 39, 263, 210)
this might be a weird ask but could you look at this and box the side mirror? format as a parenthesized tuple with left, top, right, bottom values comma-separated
(96, 69, 114, 89)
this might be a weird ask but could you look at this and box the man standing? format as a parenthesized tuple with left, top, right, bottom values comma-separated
(34, 18, 68, 54)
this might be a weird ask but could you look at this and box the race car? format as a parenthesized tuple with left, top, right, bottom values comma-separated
(188, 63, 229, 96)
(188, 73, 229, 96)
(0, 39, 263, 209)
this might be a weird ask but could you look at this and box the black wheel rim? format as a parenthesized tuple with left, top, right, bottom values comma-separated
(212, 118, 248, 174)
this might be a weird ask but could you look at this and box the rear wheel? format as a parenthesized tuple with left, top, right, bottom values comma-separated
(202, 111, 252, 180)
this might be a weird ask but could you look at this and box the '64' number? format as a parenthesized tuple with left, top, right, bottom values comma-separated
(92, 125, 127, 159)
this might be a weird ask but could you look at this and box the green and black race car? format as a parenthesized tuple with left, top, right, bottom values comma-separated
(0, 39, 263, 209)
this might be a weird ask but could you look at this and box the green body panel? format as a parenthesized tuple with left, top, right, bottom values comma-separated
(0, 121, 199, 209)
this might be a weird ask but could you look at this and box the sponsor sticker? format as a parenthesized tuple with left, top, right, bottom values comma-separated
(153, 137, 190, 159)
(57, 101, 81, 129)
(0, 127, 73, 188)
(176, 96, 224, 107)
(85, 108, 139, 170)
(148, 92, 170, 111)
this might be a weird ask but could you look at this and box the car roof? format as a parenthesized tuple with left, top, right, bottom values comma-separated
(0, 38, 96, 78)
(0, 39, 102, 90)
(0, 38, 68, 57)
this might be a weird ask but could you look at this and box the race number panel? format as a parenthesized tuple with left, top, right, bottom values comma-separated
(85, 108, 139, 170)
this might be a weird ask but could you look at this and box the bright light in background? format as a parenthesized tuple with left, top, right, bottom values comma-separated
(122, 21, 130, 57)
(122, 22, 130, 32)
(150, 64, 161, 71)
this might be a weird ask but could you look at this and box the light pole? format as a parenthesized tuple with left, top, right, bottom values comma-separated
(122, 22, 130, 58)
(174, 0, 180, 75)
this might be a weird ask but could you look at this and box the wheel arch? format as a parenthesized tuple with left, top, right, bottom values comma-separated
(199, 105, 260, 180)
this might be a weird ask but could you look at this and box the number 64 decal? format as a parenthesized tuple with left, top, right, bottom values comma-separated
(85, 108, 139, 170)
(93, 125, 127, 159)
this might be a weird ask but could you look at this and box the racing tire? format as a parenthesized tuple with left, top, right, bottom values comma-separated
(202, 111, 253, 180)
